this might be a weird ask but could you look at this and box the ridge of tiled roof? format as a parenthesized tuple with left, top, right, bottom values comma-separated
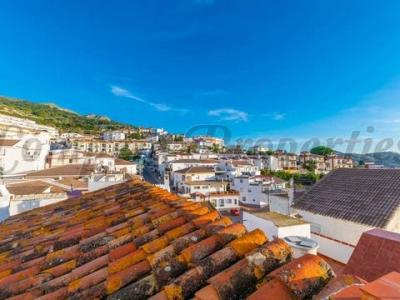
(175, 166, 215, 174)
(293, 168, 400, 227)
(0, 179, 335, 299)
(115, 158, 135, 165)
(7, 180, 68, 196)
(25, 164, 95, 178)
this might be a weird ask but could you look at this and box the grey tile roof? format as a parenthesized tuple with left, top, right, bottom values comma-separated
(293, 168, 400, 227)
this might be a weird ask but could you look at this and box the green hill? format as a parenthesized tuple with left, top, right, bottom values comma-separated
(0, 96, 136, 134)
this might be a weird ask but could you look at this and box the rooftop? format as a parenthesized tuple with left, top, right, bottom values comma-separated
(250, 211, 309, 227)
(171, 159, 218, 164)
(25, 164, 95, 178)
(115, 158, 136, 165)
(293, 168, 400, 227)
(183, 180, 229, 186)
(0, 179, 339, 299)
(175, 166, 216, 174)
(6, 180, 68, 196)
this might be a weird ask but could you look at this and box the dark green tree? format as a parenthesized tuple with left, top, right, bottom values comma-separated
(310, 146, 334, 156)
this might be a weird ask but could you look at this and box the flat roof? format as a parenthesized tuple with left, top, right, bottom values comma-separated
(249, 211, 309, 227)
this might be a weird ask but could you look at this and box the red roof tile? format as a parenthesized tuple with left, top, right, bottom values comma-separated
(0, 179, 337, 299)
(344, 228, 400, 281)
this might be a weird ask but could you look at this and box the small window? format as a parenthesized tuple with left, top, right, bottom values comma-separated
(219, 199, 224, 207)
(242, 196, 246, 202)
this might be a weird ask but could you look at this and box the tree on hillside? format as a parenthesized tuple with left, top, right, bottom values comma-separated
(310, 146, 334, 156)
(118, 146, 134, 161)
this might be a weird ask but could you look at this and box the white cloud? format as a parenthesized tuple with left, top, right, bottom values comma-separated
(111, 85, 187, 113)
(208, 108, 248, 122)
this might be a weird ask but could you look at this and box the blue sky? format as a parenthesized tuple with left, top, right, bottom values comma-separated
(1, 0, 400, 151)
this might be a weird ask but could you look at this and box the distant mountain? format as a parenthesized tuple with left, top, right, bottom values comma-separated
(0, 96, 136, 134)
(340, 151, 400, 168)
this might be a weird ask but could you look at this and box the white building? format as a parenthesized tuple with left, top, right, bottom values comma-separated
(0, 113, 59, 138)
(88, 173, 126, 192)
(0, 180, 70, 219)
(179, 180, 229, 197)
(190, 191, 240, 210)
(173, 166, 216, 192)
(217, 160, 260, 180)
(115, 158, 138, 175)
(293, 168, 400, 264)
(60, 132, 83, 139)
(166, 142, 186, 152)
(243, 211, 310, 239)
(0, 132, 51, 175)
(231, 175, 287, 207)
(102, 131, 126, 141)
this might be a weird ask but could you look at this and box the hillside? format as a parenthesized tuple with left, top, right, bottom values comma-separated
(343, 151, 400, 168)
(0, 96, 135, 134)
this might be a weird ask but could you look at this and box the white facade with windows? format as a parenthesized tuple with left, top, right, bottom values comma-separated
(0, 132, 51, 175)
(190, 191, 239, 210)
(231, 175, 287, 207)
(102, 131, 126, 141)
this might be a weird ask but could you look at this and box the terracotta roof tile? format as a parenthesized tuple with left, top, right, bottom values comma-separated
(344, 228, 400, 281)
(0, 179, 337, 299)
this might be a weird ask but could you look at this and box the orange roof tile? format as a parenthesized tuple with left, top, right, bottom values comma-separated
(0, 179, 337, 299)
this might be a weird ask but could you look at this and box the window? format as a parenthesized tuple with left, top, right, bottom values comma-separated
(226, 199, 232, 204)
(219, 199, 224, 207)
(240, 179, 243, 183)
(69, 159, 73, 163)
(234, 199, 238, 205)
(248, 189, 252, 193)
(242, 196, 246, 202)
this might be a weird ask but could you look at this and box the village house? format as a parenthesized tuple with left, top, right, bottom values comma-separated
(216, 159, 260, 180)
(179, 179, 229, 196)
(293, 168, 400, 264)
(70, 137, 151, 156)
(172, 166, 216, 192)
(231, 175, 288, 207)
(166, 142, 186, 152)
(0, 180, 71, 219)
(325, 154, 354, 170)
(190, 190, 240, 210)
(274, 150, 298, 171)
(0, 134, 51, 175)
(101, 130, 126, 141)
(243, 211, 312, 243)
(0, 113, 59, 139)
(114, 158, 138, 175)
(299, 151, 327, 173)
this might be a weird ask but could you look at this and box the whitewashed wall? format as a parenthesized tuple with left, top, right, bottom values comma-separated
(311, 232, 354, 264)
(295, 209, 374, 263)
(243, 212, 310, 239)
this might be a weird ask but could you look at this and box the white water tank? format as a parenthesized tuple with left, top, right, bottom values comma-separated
(284, 236, 319, 258)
